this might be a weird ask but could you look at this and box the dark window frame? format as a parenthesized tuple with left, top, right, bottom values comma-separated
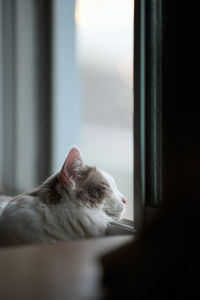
(134, 0, 200, 229)
(134, 0, 164, 228)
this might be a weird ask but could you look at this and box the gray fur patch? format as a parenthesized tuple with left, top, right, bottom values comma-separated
(76, 167, 111, 207)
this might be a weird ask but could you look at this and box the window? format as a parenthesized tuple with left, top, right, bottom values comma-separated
(75, 0, 133, 220)
(52, 0, 134, 220)
(1, 0, 194, 233)
(0, 0, 134, 222)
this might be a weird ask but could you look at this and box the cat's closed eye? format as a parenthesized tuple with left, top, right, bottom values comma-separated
(87, 182, 111, 201)
(76, 181, 110, 207)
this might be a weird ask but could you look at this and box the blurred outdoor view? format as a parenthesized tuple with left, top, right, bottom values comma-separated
(75, 0, 133, 219)
(0, 0, 133, 220)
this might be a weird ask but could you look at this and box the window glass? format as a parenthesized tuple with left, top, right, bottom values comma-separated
(75, 0, 133, 219)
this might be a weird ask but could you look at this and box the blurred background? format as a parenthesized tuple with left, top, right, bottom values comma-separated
(76, 0, 133, 219)
(0, 0, 133, 219)
(53, 0, 133, 219)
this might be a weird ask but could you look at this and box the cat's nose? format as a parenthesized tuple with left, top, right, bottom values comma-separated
(122, 198, 127, 205)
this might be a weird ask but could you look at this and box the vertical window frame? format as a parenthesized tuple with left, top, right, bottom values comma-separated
(134, 0, 164, 228)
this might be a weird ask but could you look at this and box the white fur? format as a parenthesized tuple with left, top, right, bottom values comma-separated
(100, 171, 126, 221)
(0, 200, 112, 245)
(0, 196, 11, 217)
(0, 171, 126, 246)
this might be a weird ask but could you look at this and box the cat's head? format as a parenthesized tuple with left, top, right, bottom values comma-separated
(55, 147, 127, 221)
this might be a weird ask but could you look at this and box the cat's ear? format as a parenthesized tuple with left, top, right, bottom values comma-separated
(59, 147, 83, 186)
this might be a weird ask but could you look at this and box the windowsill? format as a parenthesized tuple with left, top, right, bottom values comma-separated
(106, 218, 136, 236)
(0, 235, 132, 300)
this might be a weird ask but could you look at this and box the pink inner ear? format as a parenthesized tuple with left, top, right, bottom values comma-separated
(59, 147, 83, 185)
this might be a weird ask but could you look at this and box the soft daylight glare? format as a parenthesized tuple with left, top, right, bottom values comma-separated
(75, 0, 133, 219)
(75, 0, 133, 29)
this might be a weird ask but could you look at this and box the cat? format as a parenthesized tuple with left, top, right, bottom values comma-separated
(0, 147, 127, 246)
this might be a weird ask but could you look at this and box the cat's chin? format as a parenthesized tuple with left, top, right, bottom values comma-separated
(112, 216, 122, 222)
(106, 211, 125, 222)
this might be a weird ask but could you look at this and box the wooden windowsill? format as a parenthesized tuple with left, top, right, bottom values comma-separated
(0, 235, 133, 300)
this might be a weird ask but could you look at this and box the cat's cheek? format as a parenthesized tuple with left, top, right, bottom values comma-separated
(117, 204, 126, 221)
(122, 205, 126, 218)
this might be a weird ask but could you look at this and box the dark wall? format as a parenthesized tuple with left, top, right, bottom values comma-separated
(162, 1, 200, 200)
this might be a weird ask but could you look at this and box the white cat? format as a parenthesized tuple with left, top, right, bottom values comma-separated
(0, 147, 127, 246)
